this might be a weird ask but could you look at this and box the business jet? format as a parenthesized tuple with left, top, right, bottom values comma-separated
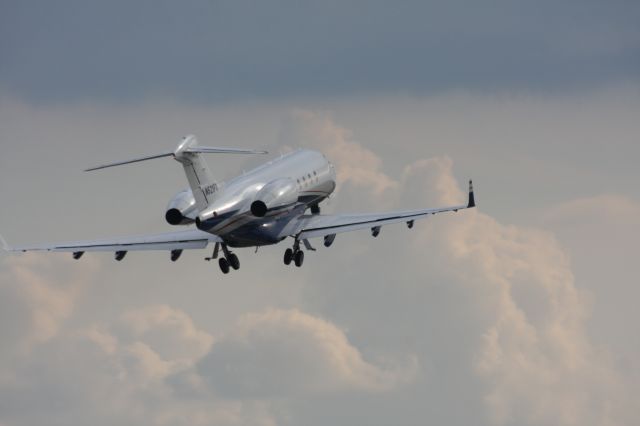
(2, 135, 476, 273)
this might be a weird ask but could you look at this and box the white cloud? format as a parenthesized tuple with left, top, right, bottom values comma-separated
(278, 116, 636, 425)
(0, 254, 97, 362)
(279, 110, 398, 202)
(0, 304, 276, 426)
(198, 308, 418, 398)
(1, 91, 639, 425)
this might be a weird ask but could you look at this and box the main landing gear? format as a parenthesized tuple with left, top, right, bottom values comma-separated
(284, 248, 304, 267)
(283, 239, 307, 267)
(206, 243, 240, 274)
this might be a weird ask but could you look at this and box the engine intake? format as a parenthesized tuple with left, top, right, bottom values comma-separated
(251, 200, 268, 217)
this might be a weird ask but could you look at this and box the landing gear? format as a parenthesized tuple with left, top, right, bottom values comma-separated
(228, 253, 240, 270)
(284, 248, 293, 265)
(284, 239, 305, 267)
(218, 257, 230, 274)
(207, 243, 240, 274)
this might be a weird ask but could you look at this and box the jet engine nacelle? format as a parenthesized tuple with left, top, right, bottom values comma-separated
(165, 189, 198, 225)
(251, 178, 299, 217)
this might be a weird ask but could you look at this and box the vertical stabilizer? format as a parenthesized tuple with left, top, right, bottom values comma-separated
(83, 134, 267, 211)
(174, 135, 218, 210)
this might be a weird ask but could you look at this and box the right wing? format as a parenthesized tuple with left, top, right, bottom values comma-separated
(293, 180, 476, 240)
(3, 229, 222, 253)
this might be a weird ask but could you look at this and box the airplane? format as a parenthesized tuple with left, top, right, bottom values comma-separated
(2, 135, 476, 274)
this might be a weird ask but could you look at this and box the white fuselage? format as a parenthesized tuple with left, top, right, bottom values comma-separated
(191, 149, 336, 247)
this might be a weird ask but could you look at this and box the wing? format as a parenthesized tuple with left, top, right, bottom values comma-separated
(3, 229, 222, 253)
(294, 180, 476, 240)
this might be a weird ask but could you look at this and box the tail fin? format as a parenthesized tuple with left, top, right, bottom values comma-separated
(173, 135, 218, 210)
(84, 135, 267, 210)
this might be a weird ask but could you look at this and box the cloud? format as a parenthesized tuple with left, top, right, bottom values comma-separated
(198, 308, 418, 398)
(395, 158, 633, 426)
(0, 304, 276, 426)
(0, 254, 97, 362)
(114, 304, 214, 364)
(279, 110, 398, 200)
(1, 93, 639, 425)
(277, 114, 635, 425)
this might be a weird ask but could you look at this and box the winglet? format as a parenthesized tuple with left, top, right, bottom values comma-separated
(0, 234, 11, 251)
(467, 180, 476, 208)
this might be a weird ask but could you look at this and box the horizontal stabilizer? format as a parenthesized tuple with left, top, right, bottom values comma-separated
(187, 146, 268, 155)
(85, 152, 174, 171)
(84, 143, 268, 172)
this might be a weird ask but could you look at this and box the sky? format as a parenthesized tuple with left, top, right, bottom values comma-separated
(1, 1, 639, 425)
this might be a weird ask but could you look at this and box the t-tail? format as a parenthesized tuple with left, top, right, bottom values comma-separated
(84, 135, 267, 210)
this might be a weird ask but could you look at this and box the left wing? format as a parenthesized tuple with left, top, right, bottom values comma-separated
(294, 180, 476, 240)
(3, 229, 222, 253)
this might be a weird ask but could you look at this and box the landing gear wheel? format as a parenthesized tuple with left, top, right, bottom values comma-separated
(294, 250, 304, 267)
(228, 253, 240, 270)
(284, 248, 293, 265)
(218, 257, 230, 274)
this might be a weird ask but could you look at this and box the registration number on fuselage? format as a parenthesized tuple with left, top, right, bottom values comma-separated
(203, 183, 218, 196)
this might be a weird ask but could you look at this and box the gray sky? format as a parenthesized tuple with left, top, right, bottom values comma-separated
(1, 0, 639, 102)
(1, 2, 639, 426)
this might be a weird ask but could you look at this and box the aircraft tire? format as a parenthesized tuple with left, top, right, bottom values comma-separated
(294, 250, 304, 267)
(219, 257, 230, 274)
(284, 248, 293, 265)
(228, 253, 240, 270)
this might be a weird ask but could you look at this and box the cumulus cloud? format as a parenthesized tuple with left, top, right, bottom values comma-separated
(1, 94, 639, 425)
(0, 304, 276, 426)
(279, 110, 398, 200)
(198, 308, 417, 398)
(277, 114, 636, 425)
(395, 161, 634, 425)
(0, 254, 97, 362)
